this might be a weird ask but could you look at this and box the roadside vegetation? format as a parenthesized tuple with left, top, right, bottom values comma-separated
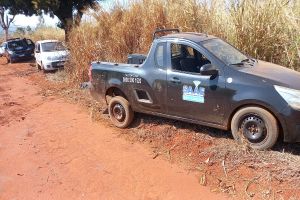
(13, 26, 64, 42)
(66, 0, 300, 84)
(2, 0, 299, 198)
(56, 0, 300, 198)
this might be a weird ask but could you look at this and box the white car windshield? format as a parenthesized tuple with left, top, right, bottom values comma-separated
(41, 42, 66, 52)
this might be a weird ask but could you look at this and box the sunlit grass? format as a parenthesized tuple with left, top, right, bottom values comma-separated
(66, 0, 300, 84)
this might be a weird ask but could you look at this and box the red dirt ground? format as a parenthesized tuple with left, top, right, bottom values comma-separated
(1, 59, 300, 200)
(0, 61, 228, 199)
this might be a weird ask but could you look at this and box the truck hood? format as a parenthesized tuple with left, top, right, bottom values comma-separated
(239, 60, 300, 90)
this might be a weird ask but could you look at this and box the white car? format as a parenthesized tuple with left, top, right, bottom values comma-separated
(35, 40, 69, 71)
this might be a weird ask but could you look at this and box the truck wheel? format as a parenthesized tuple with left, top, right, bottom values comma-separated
(231, 106, 278, 150)
(108, 96, 134, 128)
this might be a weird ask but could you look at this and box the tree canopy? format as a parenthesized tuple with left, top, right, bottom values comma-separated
(0, 0, 99, 41)
(33, 0, 98, 40)
(0, 0, 36, 16)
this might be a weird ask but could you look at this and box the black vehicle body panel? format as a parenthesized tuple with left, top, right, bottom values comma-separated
(2, 38, 34, 62)
(90, 32, 300, 143)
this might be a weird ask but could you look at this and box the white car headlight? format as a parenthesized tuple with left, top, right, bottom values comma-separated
(46, 56, 53, 61)
(274, 85, 300, 110)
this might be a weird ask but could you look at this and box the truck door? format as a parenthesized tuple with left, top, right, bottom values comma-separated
(166, 42, 226, 125)
(129, 42, 168, 114)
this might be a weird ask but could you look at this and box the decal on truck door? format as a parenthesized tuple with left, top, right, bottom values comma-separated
(123, 74, 142, 84)
(182, 81, 205, 103)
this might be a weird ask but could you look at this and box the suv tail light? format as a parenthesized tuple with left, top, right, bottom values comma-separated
(88, 65, 92, 82)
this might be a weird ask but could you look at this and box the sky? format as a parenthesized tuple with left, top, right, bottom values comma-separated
(10, 0, 124, 29)
(13, 14, 59, 28)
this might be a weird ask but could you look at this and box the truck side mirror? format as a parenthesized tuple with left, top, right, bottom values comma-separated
(200, 64, 218, 79)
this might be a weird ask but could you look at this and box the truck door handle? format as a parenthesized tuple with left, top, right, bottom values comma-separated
(170, 77, 181, 84)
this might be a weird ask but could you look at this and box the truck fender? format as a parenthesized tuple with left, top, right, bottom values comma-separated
(226, 99, 286, 134)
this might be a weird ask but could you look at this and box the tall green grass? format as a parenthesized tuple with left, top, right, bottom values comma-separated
(66, 0, 300, 84)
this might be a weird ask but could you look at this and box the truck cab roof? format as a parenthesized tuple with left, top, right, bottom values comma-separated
(160, 32, 217, 43)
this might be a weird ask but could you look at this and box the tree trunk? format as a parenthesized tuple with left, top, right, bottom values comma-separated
(64, 18, 73, 42)
(4, 28, 8, 41)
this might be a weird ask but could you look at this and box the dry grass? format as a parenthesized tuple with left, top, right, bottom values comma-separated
(14, 26, 65, 42)
(65, 0, 300, 84)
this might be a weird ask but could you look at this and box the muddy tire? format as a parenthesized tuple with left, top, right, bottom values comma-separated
(108, 96, 134, 128)
(231, 106, 278, 150)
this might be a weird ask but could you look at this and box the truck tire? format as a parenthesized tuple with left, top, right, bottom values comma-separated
(108, 96, 134, 128)
(231, 106, 278, 150)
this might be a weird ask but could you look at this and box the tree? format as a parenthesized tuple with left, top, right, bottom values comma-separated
(33, 0, 98, 41)
(0, 0, 99, 41)
(15, 26, 25, 36)
(0, 7, 15, 40)
(0, 0, 36, 40)
(26, 25, 32, 34)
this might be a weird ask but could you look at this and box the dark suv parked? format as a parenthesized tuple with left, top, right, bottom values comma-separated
(1, 38, 35, 63)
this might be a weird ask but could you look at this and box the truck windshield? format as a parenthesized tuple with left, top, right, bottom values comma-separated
(41, 42, 66, 52)
(202, 39, 248, 65)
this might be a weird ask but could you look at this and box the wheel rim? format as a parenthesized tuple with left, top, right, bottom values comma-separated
(240, 114, 267, 143)
(112, 103, 126, 122)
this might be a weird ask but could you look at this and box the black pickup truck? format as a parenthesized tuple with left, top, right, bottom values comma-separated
(90, 29, 300, 150)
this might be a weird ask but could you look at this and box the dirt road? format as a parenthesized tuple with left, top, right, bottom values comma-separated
(0, 62, 227, 199)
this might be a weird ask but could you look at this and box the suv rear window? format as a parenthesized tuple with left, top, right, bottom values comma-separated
(7, 40, 27, 50)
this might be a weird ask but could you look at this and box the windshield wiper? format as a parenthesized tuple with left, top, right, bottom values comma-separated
(230, 62, 245, 66)
(230, 58, 255, 66)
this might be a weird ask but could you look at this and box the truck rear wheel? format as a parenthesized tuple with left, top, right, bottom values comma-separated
(108, 96, 134, 128)
(231, 106, 279, 150)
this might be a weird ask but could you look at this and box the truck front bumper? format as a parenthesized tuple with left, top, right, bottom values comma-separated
(11, 53, 34, 62)
(280, 106, 300, 142)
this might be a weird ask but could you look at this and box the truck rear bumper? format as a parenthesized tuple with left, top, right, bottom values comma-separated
(89, 83, 107, 105)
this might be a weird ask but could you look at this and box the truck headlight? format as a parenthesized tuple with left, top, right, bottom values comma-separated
(274, 85, 300, 110)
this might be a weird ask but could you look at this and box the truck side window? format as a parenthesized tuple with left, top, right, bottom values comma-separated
(155, 43, 165, 68)
(171, 43, 211, 73)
